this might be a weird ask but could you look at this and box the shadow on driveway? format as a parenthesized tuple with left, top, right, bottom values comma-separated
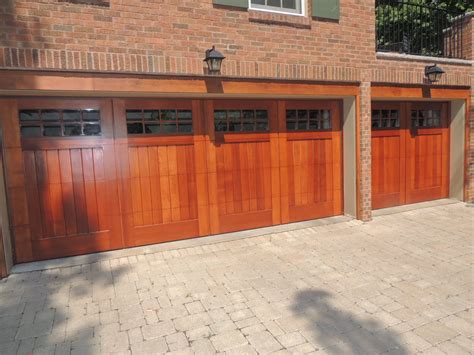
(293, 289, 407, 354)
(0, 255, 129, 355)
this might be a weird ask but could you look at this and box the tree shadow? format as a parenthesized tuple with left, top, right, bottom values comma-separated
(0, 254, 130, 355)
(0, 0, 46, 67)
(293, 289, 408, 354)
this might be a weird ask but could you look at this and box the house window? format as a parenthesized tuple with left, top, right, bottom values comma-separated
(214, 109, 269, 132)
(126, 109, 193, 135)
(19, 109, 102, 137)
(250, 0, 304, 15)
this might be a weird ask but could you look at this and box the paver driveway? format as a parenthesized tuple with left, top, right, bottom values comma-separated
(0, 202, 472, 354)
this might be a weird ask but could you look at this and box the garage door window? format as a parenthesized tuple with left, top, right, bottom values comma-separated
(286, 109, 331, 131)
(214, 109, 269, 132)
(19, 109, 101, 137)
(126, 109, 193, 135)
(411, 109, 441, 128)
(372, 109, 400, 129)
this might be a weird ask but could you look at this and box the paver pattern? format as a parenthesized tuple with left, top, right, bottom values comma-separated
(0, 203, 472, 354)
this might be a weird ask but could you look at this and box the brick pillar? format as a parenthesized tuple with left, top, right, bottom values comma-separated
(359, 79, 372, 221)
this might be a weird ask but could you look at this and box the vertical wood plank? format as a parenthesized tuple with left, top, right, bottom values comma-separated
(47, 150, 66, 237)
(70, 149, 88, 234)
(148, 146, 163, 225)
(158, 145, 172, 223)
(177, 146, 190, 221)
(93, 148, 109, 232)
(82, 148, 100, 233)
(138, 146, 153, 225)
(36, 150, 55, 238)
(23, 151, 43, 240)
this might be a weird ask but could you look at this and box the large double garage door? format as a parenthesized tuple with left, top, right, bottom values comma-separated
(11, 98, 342, 262)
(371, 102, 450, 209)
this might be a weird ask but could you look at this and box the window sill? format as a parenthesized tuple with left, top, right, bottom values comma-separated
(248, 9, 311, 29)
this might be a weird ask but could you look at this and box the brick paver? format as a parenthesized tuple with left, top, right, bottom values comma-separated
(0, 203, 472, 354)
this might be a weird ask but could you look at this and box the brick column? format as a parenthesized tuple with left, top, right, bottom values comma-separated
(359, 79, 372, 221)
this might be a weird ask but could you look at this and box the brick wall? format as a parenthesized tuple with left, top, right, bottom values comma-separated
(0, 1, 471, 84)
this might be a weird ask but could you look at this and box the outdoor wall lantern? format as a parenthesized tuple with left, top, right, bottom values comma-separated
(204, 46, 225, 75)
(424, 64, 445, 83)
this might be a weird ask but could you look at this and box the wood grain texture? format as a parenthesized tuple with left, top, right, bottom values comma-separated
(371, 101, 449, 209)
(210, 100, 281, 234)
(8, 99, 123, 262)
(116, 99, 200, 247)
(6, 97, 345, 262)
(280, 100, 343, 223)
(371, 102, 406, 209)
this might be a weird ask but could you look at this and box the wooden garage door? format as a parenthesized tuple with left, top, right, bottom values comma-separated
(279, 101, 343, 223)
(16, 99, 123, 261)
(205, 100, 281, 234)
(371, 102, 449, 209)
(6, 98, 343, 262)
(113, 99, 202, 247)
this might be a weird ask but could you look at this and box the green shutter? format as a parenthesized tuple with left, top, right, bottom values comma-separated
(213, 0, 248, 8)
(312, 0, 340, 20)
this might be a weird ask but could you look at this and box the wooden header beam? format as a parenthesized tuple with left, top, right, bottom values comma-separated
(0, 70, 359, 98)
(372, 85, 470, 100)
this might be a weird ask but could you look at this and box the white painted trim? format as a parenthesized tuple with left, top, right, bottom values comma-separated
(343, 97, 357, 218)
(376, 52, 472, 66)
(248, 0, 306, 16)
(449, 100, 466, 201)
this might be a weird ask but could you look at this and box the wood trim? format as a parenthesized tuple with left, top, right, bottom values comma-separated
(0, 70, 359, 97)
(372, 86, 470, 100)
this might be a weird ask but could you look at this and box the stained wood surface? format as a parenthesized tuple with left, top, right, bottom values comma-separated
(371, 101, 449, 209)
(12, 99, 122, 261)
(114, 99, 200, 247)
(209, 100, 280, 234)
(279, 101, 343, 223)
(5, 98, 344, 262)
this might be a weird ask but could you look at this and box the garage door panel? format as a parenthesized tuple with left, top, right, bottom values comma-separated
(372, 135, 403, 196)
(372, 102, 449, 209)
(123, 144, 198, 225)
(406, 103, 449, 204)
(215, 140, 273, 227)
(23, 146, 116, 240)
(117, 100, 200, 247)
(281, 100, 342, 223)
(209, 100, 279, 234)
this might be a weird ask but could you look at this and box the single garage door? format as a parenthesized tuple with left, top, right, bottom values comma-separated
(279, 100, 343, 223)
(8, 98, 343, 262)
(16, 99, 122, 261)
(113, 99, 201, 247)
(371, 101, 449, 209)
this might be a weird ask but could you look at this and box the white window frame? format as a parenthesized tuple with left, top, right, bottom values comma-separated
(249, 0, 306, 17)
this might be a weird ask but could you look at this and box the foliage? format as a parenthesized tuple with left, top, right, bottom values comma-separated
(376, 0, 471, 58)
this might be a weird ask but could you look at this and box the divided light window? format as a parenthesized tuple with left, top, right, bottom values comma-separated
(19, 109, 101, 137)
(126, 109, 193, 135)
(372, 109, 400, 129)
(250, 0, 303, 15)
(286, 109, 331, 131)
(411, 109, 441, 128)
(214, 109, 269, 132)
